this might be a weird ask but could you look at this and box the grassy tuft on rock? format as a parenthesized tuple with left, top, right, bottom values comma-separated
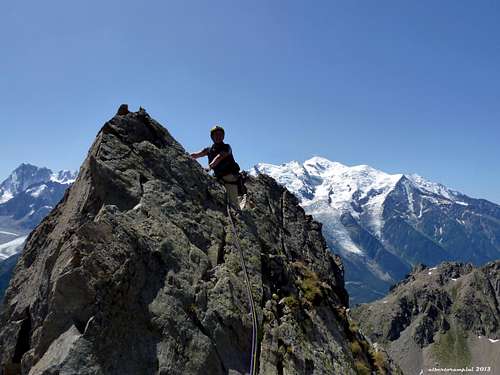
(431, 324, 471, 367)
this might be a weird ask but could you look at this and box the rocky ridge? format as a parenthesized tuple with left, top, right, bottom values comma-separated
(0, 109, 400, 374)
(352, 261, 500, 374)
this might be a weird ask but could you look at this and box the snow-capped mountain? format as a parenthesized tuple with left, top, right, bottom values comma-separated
(0, 163, 75, 204)
(0, 163, 76, 301)
(251, 156, 500, 304)
(0, 163, 76, 231)
(50, 169, 77, 185)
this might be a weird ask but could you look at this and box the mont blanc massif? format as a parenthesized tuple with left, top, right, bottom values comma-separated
(252, 157, 500, 304)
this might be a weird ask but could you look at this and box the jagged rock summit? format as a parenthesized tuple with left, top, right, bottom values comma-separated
(0, 109, 399, 375)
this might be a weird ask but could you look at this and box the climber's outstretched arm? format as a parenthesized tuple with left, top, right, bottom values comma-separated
(191, 149, 209, 159)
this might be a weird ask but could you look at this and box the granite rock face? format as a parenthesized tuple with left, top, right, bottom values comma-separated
(0, 110, 399, 375)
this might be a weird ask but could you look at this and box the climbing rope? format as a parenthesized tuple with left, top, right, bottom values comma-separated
(226, 202, 259, 375)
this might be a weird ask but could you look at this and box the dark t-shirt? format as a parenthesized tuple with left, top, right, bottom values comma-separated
(203, 142, 240, 178)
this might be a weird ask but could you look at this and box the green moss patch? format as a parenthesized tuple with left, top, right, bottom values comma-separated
(431, 324, 471, 367)
(283, 296, 300, 310)
(354, 360, 371, 375)
(291, 261, 324, 305)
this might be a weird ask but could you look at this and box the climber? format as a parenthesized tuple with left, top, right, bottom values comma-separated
(191, 125, 246, 209)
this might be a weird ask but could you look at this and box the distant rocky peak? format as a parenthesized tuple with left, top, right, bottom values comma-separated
(0, 164, 51, 200)
(352, 260, 500, 374)
(50, 170, 77, 184)
(0, 164, 76, 204)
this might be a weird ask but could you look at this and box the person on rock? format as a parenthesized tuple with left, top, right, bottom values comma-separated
(191, 125, 246, 209)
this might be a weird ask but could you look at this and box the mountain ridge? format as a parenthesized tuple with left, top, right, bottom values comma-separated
(0, 164, 76, 233)
(351, 260, 500, 374)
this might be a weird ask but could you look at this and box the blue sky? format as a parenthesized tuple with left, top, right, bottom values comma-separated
(1, 1, 499, 203)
